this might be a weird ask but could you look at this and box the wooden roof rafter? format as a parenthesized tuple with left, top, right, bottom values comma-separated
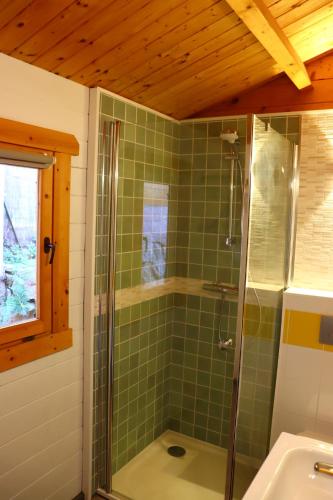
(223, 0, 312, 89)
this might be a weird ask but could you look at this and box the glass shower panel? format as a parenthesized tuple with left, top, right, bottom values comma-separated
(93, 93, 252, 499)
(111, 115, 245, 499)
(232, 115, 296, 498)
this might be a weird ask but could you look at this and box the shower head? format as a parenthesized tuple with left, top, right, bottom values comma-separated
(220, 130, 239, 144)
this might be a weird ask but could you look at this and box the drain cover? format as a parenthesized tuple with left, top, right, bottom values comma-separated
(168, 445, 186, 457)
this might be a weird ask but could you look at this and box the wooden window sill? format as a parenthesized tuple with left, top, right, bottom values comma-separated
(0, 329, 72, 372)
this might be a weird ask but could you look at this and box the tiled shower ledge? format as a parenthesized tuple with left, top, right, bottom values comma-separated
(116, 277, 239, 309)
(95, 277, 283, 314)
(94, 276, 238, 315)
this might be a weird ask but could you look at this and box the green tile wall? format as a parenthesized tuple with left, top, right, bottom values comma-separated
(111, 291, 238, 474)
(93, 102, 246, 488)
(93, 94, 181, 489)
(176, 119, 246, 286)
(168, 294, 237, 447)
(112, 295, 173, 472)
(101, 94, 180, 291)
(260, 114, 300, 145)
(92, 313, 108, 489)
(237, 303, 281, 460)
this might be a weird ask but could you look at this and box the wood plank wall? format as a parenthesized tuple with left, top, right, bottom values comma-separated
(194, 51, 333, 117)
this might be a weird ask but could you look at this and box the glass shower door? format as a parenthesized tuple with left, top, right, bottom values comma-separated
(229, 115, 297, 499)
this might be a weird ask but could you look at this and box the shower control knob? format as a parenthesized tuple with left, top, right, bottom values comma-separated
(218, 338, 233, 350)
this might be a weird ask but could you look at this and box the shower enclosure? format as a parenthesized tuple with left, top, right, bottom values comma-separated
(88, 90, 299, 500)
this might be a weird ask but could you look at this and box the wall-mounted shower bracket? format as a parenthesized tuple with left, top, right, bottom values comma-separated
(218, 338, 233, 350)
(225, 236, 236, 247)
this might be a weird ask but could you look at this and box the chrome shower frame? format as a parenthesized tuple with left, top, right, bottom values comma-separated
(225, 114, 253, 500)
(287, 144, 300, 287)
(95, 119, 121, 498)
(224, 115, 301, 499)
(105, 120, 120, 494)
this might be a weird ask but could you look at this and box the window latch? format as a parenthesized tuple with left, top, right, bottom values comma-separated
(44, 237, 56, 264)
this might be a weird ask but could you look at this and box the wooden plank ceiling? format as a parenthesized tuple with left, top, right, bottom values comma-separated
(0, 0, 332, 119)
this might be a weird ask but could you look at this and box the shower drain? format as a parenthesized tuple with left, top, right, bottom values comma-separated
(167, 445, 186, 457)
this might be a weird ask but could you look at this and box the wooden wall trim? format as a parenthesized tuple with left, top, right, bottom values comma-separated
(0, 120, 76, 372)
(0, 117, 79, 155)
(193, 51, 333, 117)
(0, 329, 72, 372)
(52, 153, 71, 333)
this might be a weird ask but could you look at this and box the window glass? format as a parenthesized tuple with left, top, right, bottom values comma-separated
(142, 182, 169, 283)
(0, 164, 38, 327)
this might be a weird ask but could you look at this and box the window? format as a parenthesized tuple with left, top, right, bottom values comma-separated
(0, 117, 79, 371)
(142, 182, 169, 283)
(1, 164, 39, 327)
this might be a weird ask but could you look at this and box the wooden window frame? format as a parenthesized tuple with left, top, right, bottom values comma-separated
(0, 118, 79, 371)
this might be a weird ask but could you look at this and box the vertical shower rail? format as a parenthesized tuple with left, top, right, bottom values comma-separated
(226, 153, 235, 247)
(96, 119, 120, 498)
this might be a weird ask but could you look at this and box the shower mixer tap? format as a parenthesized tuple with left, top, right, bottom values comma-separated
(202, 281, 237, 352)
(202, 282, 239, 295)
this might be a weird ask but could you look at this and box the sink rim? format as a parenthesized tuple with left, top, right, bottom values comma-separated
(243, 432, 333, 500)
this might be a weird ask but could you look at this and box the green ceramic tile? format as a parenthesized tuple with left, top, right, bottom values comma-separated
(125, 104, 137, 123)
(101, 94, 114, 116)
(114, 99, 125, 120)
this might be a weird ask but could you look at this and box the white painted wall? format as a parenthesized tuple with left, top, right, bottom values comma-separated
(0, 53, 89, 500)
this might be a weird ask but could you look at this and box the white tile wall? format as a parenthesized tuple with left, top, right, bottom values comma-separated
(271, 290, 333, 447)
(70, 224, 86, 252)
(249, 117, 294, 285)
(70, 251, 85, 279)
(0, 53, 89, 499)
(293, 112, 333, 290)
(272, 344, 333, 444)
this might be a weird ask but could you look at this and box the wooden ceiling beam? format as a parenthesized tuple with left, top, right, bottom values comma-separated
(192, 51, 333, 117)
(224, 0, 311, 89)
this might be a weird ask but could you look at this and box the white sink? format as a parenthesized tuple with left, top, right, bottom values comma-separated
(243, 433, 333, 499)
